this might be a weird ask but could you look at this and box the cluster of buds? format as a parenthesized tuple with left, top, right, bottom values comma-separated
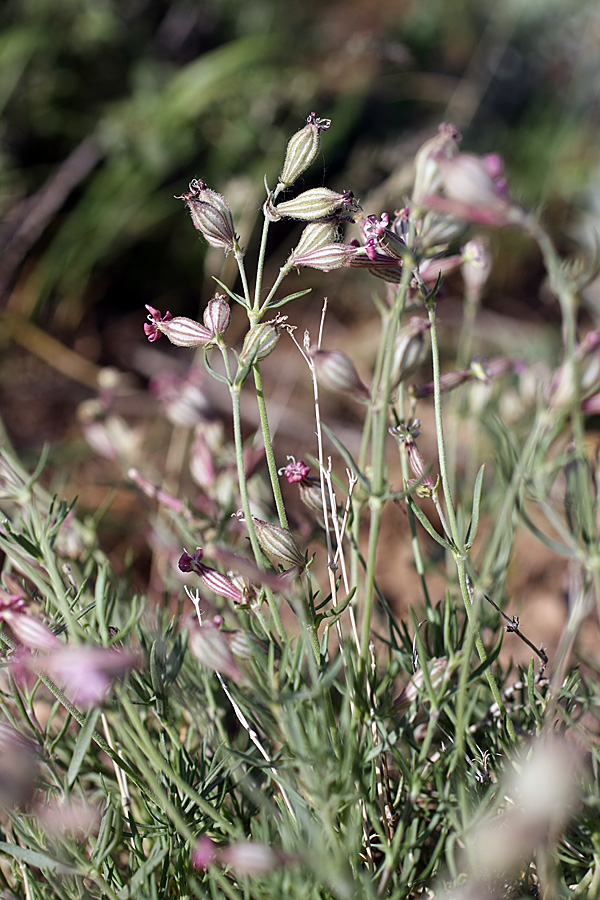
(348, 212, 408, 283)
(176, 178, 237, 254)
(389, 420, 437, 498)
(144, 293, 231, 349)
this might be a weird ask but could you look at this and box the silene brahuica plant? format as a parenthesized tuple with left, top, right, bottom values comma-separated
(1, 113, 600, 900)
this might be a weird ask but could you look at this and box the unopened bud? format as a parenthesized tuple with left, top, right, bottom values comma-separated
(276, 188, 358, 222)
(279, 112, 331, 189)
(203, 294, 231, 336)
(187, 618, 243, 681)
(238, 323, 280, 370)
(177, 179, 237, 253)
(287, 242, 354, 272)
(437, 153, 527, 226)
(390, 317, 430, 388)
(311, 349, 369, 401)
(412, 122, 461, 204)
(233, 511, 305, 569)
(394, 657, 448, 711)
(461, 236, 492, 301)
(178, 549, 244, 603)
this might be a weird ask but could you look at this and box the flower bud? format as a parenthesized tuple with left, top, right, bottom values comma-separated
(311, 349, 369, 401)
(176, 179, 237, 253)
(394, 657, 448, 711)
(144, 306, 213, 348)
(436, 153, 527, 226)
(203, 294, 231, 336)
(275, 188, 358, 222)
(461, 236, 492, 301)
(279, 112, 331, 189)
(187, 617, 243, 681)
(238, 323, 280, 369)
(412, 122, 461, 204)
(233, 511, 305, 569)
(287, 242, 354, 272)
(390, 317, 430, 388)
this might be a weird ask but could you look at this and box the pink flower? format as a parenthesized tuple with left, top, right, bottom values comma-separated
(144, 305, 213, 348)
(280, 457, 311, 484)
(178, 549, 244, 603)
(144, 305, 173, 342)
(39, 646, 137, 707)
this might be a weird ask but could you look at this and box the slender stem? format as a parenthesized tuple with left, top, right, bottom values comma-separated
(427, 297, 516, 741)
(252, 363, 288, 528)
(359, 272, 411, 678)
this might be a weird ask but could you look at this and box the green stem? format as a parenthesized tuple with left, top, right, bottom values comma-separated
(359, 272, 411, 678)
(252, 363, 288, 528)
(427, 298, 516, 742)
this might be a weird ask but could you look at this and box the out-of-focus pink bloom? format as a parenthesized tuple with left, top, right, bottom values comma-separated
(0, 722, 38, 808)
(150, 368, 211, 428)
(128, 468, 187, 515)
(461, 236, 492, 301)
(424, 152, 527, 227)
(36, 797, 100, 839)
(191, 836, 289, 876)
(39, 646, 137, 708)
(186, 616, 243, 681)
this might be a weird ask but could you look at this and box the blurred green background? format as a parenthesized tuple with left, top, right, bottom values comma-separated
(0, 0, 598, 451)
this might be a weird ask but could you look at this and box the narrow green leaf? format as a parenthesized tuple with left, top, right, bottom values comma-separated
(265, 288, 312, 309)
(0, 841, 79, 874)
(407, 496, 454, 552)
(68, 707, 101, 787)
(321, 423, 371, 490)
(210, 276, 248, 308)
(465, 464, 485, 550)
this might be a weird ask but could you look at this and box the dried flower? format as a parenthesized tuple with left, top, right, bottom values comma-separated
(278, 111, 331, 189)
